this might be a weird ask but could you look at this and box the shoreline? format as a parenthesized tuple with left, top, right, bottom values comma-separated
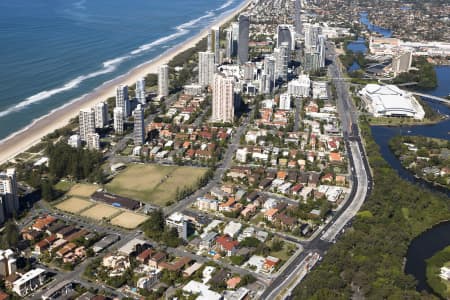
(0, 0, 251, 165)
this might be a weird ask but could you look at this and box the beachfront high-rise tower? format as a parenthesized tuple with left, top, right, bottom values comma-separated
(198, 51, 215, 87)
(79, 108, 95, 141)
(231, 22, 239, 57)
(116, 85, 130, 117)
(94, 102, 109, 128)
(225, 27, 233, 60)
(133, 104, 145, 146)
(212, 26, 220, 63)
(113, 107, 124, 135)
(238, 14, 250, 64)
(136, 78, 146, 105)
(212, 73, 234, 123)
(0, 168, 19, 223)
(158, 64, 169, 98)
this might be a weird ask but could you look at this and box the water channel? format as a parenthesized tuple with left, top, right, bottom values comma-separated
(347, 11, 450, 295)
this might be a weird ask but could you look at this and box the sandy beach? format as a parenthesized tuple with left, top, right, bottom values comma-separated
(0, 0, 251, 165)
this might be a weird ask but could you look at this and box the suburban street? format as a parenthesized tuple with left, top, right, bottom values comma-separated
(164, 114, 251, 216)
(259, 41, 373, 300)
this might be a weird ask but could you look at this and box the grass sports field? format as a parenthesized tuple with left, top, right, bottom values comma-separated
(55, 197, 94, 214)
(67, 183, 99, 198)
(105, 164, 208, 206)
(80, 203, 121, 220)
(110, 212, 149, 229)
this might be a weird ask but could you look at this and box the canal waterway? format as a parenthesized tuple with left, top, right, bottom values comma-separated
(348, 11, 450, 296)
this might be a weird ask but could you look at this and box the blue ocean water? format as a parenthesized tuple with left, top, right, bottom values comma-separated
(0, 0, 243, 141)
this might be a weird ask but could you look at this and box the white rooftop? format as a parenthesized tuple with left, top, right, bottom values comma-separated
(183, 280, 222, 300)
(117, 238, 148, 256)
(360, 84, 424, 119)
(13, 268, 45, 286)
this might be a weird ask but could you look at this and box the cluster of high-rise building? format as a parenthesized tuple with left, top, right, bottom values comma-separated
(303, 23, 326, 72)
(78, 102, 108, 150)
(0, 168, 19, 224)
(77, 77, 150, 149)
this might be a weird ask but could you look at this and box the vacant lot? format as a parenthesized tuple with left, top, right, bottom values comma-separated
(105, 164, 207, 206)
(55, 197, 94, 214)
(67, 184, 99, 198)
(80, 203, 121, 220)
(110, 212, 149, 229)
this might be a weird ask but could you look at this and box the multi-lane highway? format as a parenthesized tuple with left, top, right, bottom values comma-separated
(260, 42, 373, 300)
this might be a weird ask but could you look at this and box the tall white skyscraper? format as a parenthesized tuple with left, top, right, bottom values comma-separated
(136, 78, 146, 104)
(212, 73, 234, 123)
(318, 35, 326, 68)
(94, 102, 108, 128)
(113, 107, 124, 135)
(212, 26, 220, 63)
(0, 168, 19, 222)
(274, 43, 289, 81)
(263, 55, 276, 93)
(207, 31, 212, 52)
(198, 51, 215, 87)
(304, 23, 321, 51)
(294, 0, 302, 35)
(86, 133, 100, 150)
(225, 27, 233, 60)
(79, 108, 95, 141)
(158, 64, 169, 98)
(133, 104, 145, 145)
(116, 85, 130, 117)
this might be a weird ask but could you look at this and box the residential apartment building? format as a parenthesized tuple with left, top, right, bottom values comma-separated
(113, 107, 124, 135)
(198, 51, 215, 87)
(133, 104, 145, 145)
(78, 108, 95, 141)
(212, 73, 234, 123)
(158, 64, 169, 98)
(94, 101, 108, 128)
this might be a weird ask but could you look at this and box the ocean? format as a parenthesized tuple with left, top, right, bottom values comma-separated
(0, 0, 244, 141)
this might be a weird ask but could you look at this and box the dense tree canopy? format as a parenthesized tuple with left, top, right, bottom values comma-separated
(46, 141, 104, 182)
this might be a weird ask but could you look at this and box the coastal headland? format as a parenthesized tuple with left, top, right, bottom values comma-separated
(0, 0, 251, 165)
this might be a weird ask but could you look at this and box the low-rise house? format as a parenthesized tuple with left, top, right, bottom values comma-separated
(223, 221, 242, 238)
(274, 213, 297, 230)
(219, 197, 237, 212)
(183, 262, 203, 278)
(263, 256, 280, 273)
(264, 208, 278, 222)
(148, 252, 166, 269)
(216, 235, 239, 256)
(258, 178, 272, 189)
(159, 257, 191, 272)
(182, 280, 222, 300)
(32, 216, 57, 232)
(241, 203, 257, 218)
(200, 232, 217, 250)
(227, 276, 241, 289)
(137, 248, 154, 264)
